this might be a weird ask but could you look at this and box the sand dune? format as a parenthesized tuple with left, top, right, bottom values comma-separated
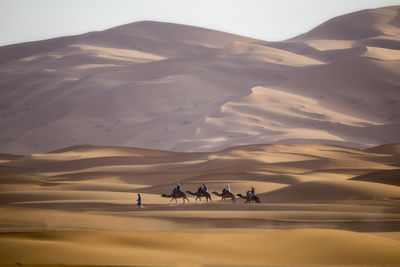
(1, 5, 400, 266)
(1, 229, 400, 266)
(1, 143, 400, 265)
(222, 41, 324, 66)
(365, 143, 400, 154)
(1, 143, 399, 209)
(297, 6, 399, 40)
(351, 169, 400, 186)
(0, 6, 399, 154)
(260, 179, 400, 202)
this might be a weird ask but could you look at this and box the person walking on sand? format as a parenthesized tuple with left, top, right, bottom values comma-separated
(137, 193, 143, 208)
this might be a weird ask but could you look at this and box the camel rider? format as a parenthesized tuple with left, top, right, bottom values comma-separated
(202, 183, 208, 193)
(223, 184, 231, 194)
(173, 183, 181, 194)
(247, 186, 255, 197)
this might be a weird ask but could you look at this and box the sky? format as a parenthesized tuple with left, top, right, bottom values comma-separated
(1, 0, 400, 46)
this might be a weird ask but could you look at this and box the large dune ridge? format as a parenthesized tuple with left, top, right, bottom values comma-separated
(1, 143, 400, 265)
(0, 6, 399, 154)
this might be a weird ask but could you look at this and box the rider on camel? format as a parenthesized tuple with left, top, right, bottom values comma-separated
(173, 182, 182, 194)
(247, 186, 255, 198)
(201, 183, 208, 193)
(222, 184, 231, 194)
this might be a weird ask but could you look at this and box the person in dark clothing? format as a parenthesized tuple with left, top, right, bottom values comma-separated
(173, 182, 181, 194)
(136, 193, 142, 208)
(202, 183, 208, 193)
(222, 184, 230, 194)
(247, 186, 255, 197)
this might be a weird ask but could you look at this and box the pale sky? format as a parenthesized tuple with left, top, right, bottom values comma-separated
(1, 0, 400, 46)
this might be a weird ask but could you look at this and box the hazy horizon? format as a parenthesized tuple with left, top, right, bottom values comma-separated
(1, 0, 400, 46)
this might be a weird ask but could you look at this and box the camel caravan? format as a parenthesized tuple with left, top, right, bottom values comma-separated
(161, 183, 260, 206)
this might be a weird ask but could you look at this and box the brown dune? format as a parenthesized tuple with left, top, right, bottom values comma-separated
(351, 169, 400, 186)
(1, 5, 400, 266)
(296, 6, 399, 40)
(0, 6, 399, 154)
(1, 143, 400, 265)
(1, 230, 400, 266)
(365, 143, 400, 154)
(260, 179, 400, 202)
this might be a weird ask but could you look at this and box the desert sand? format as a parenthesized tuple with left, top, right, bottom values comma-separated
(0, 6, 399, 154)
(1, 143, 400, 266)
(1, 4, 400, 267)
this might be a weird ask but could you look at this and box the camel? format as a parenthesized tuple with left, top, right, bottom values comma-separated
(212, 191, 235, 202)
(161, 191, 190, 206)
(236, 193, 261, 203)
(186, 188, 212, 203)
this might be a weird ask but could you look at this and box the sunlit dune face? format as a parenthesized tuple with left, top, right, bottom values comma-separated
(363, 45, 400, 60)
(222, 41, 324, 66)
(71, 64, 121, 70)
(69, 44, 166, 62)
(306, 39, 355, 51)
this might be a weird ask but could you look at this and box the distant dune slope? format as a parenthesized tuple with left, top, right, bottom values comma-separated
(0, 6, 399, 154)
(1, 143, 399, 211)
